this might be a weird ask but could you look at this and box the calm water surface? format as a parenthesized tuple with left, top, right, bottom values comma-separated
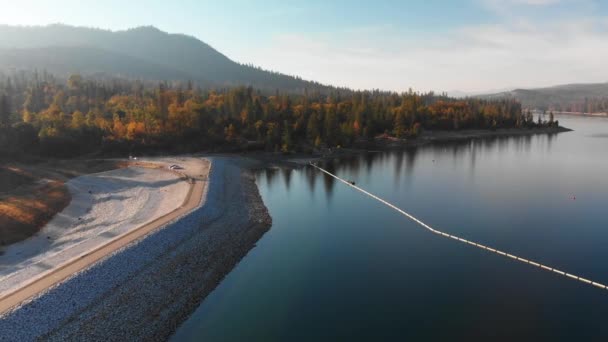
(173, 115, 608, 340)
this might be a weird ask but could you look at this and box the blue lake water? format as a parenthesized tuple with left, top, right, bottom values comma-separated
(173, 115, 608, 340)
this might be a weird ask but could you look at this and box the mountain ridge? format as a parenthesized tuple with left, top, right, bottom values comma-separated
(0, 24, 329, 92)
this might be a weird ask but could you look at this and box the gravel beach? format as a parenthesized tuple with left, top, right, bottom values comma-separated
(0, 157, 272, 341)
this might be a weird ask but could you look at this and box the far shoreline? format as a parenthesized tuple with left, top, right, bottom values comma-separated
(544, 111, 608, 118)
(403, 125, 572, 146)
(236, 126, 573, 168)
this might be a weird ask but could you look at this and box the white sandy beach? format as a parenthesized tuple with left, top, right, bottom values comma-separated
(0, 159, 194, 296)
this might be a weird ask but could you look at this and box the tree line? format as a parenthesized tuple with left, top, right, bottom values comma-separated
(547, 98, 608, 114)
(0, 72, 556, 158)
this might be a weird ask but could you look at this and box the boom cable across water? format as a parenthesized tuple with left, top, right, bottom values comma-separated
(310, 162, 607, 292)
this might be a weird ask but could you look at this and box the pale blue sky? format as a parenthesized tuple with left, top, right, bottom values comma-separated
(1, 0, 607, 92)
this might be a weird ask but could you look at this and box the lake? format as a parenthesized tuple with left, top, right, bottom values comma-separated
(173, 115, 608, 340)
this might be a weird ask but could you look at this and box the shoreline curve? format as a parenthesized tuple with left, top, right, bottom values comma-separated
(0, 157, 272, 341)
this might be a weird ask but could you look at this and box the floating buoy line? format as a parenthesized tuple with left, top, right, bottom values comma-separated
(310, 163, 607, 291)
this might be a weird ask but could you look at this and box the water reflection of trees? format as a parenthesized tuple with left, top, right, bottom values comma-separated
(264, 168, 279, 191)
(282, 168, 292, 191)
(393, 150, 404, 185)
(256, 167, 295, 193)
(388, 148, 418, 186)
(305, 153, 388, 201)
(304, 166, 317, 194)
(546, 132, 556, 150)
(265, 134, 556, 202)
(469, 140, 477, 170)
(322, 161, 337, 200)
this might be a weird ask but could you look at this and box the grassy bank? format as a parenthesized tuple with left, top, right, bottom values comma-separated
(0, 160, 125, 248)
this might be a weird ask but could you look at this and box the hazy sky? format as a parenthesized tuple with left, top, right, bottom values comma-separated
(1, 0, 607, 92)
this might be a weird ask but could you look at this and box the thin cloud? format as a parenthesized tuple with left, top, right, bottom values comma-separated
(243, 16, 608, 92)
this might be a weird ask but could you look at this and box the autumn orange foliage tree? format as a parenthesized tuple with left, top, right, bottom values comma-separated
(0, 72, 547, 157)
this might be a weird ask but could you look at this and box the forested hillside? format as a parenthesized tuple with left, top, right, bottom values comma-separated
(485, 83, 608, 113)
(0, 24, 329, 93)
(0, 72, 554, 158)
(0, 46, 191, 81)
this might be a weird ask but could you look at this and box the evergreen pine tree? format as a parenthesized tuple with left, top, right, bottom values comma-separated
(0, 94, 10, 127)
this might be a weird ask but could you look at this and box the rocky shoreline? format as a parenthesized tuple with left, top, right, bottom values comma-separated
(0, 158, 272, 341)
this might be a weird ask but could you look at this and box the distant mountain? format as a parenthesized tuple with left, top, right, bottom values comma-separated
(447, 87, 514, 99)
(0, 46, 190, 80)
(483, 83, 608, 113)
(0, 24, 328, 92)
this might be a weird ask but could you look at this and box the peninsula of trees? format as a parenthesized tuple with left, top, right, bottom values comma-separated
(0, 72, 560, 158)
